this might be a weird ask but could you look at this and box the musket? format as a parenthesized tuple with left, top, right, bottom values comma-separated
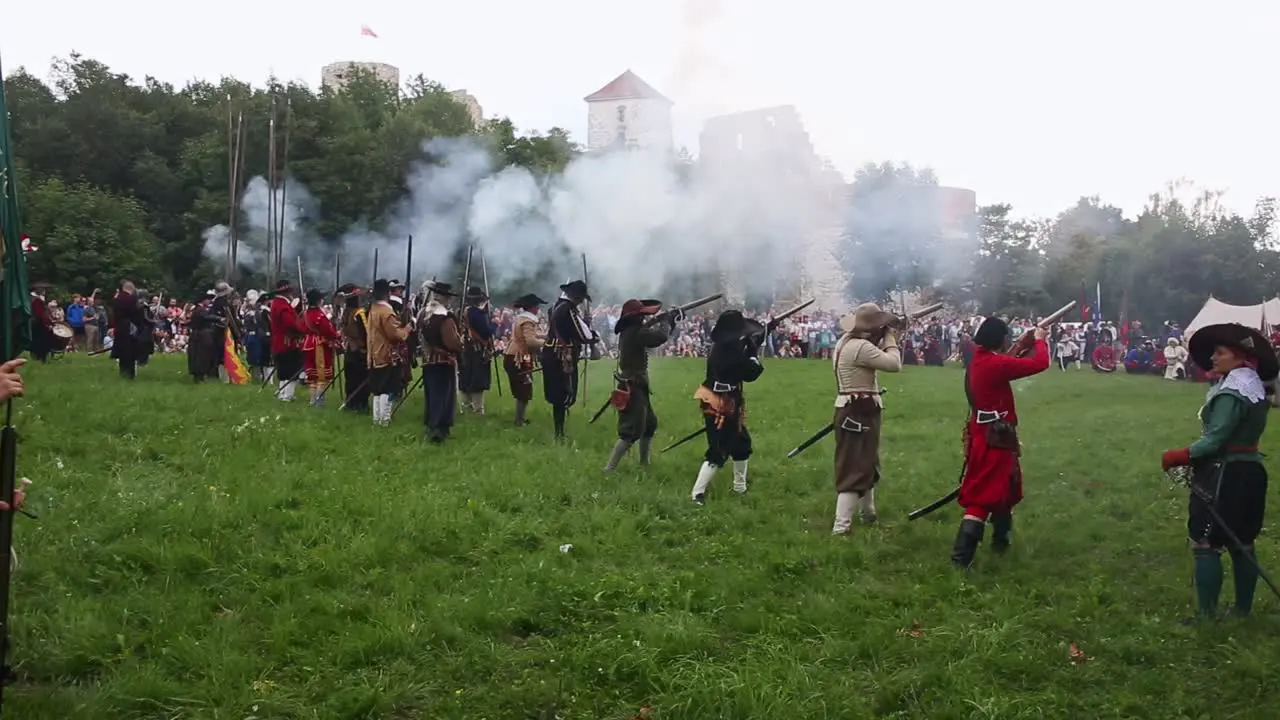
(372, 248, 379, 285)
(784, 389, 887, 459)
(591, 292, 726, 424)
(642, 293, 723, 327)
(890, 301, 945, 329)
(908, 298, 1077, 521)
(1008, 300, 1076, 357)
(780, 300, 939, 460)
(762, 298, 816, 336)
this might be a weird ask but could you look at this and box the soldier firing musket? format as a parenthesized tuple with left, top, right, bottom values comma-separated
(906, 300, 1073, 570)
(591, 292, 724, 424)
(783, 301, 945, 460)
(660, 297, 814, 456)
(594, 292, 722, 474)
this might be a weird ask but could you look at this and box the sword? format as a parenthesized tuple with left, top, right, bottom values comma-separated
(785, 424, 835, 459)
(661, 426, 707, 453)
(908, 487, 959, 521)
(785, 389, 887, 459)
(1168, 466, 1280, 602)
(390, 375, 424, 419)
(589, 398, 611, 424)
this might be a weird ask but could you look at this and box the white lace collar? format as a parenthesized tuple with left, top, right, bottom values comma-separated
(1210, 366, 1266, 403)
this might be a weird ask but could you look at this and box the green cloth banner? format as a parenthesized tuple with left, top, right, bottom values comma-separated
(0, 55, 33, 361)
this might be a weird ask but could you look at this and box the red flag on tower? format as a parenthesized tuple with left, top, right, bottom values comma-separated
(360, 24, 379, 38)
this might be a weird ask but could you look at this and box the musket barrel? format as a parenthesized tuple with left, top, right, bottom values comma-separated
(909, 302, 945, 319)
(1038, 300, 1077, 328)
(677, 293, 723, 312)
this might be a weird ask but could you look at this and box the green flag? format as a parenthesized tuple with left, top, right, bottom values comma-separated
(0, 57, 32, 362)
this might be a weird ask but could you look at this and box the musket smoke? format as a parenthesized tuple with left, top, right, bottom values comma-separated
(205, 134, 836, 303)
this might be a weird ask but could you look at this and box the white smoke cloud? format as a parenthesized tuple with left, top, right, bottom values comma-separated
(205, 134, 842, 304)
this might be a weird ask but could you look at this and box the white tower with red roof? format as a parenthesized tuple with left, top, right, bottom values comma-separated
(584, 70, 674, 152)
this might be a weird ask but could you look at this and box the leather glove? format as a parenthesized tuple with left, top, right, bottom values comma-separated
(1161, 447, 1191, 471)
(881, 328, 899, 349)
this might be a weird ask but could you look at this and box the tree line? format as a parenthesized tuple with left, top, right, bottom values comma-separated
(3, 54, 576, 298)
(841, 162, 1280, 328)
(5, 54, 1274, 327)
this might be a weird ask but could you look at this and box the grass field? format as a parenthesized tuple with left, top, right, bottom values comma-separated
(5, 353, 1278, 719)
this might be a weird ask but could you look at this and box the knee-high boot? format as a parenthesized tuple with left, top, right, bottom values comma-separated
(951, 518, 985, 568)
(552, 404, 567, 439)
(604, 440, 632, 473)
(637, 437, 653, 466)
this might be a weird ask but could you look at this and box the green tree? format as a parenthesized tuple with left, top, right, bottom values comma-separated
(840, 161, 940, 302)
(22, 176, 163, 293)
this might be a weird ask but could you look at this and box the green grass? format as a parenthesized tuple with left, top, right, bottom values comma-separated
(5, 354, 1279, 719)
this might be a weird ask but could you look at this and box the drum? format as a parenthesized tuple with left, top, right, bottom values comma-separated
(51, 323, 73, 351)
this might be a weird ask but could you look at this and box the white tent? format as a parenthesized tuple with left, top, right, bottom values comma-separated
(1185, 296, 1280, 338)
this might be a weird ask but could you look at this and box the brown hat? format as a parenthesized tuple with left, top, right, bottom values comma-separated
(614, 299, 662, 333)
(839, 302, 896, 334)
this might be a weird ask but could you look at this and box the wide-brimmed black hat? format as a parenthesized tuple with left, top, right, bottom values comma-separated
(560, 279, 590, 301)
(305, 288, 327, 306)
(974, 316, 1011, 351)
(512, 293, 547, 309)
(425, 281, 456, 297)
(1189, 323, 1279, 381)
(614, 299, 662, 333)
(337, 283, 363, 295)
(388, 279, 405, 290)
(274, 279, 294, 292)
(465, 286, 488, 301)
(710, 310, 765, 343)
(372, 279, 392, 297)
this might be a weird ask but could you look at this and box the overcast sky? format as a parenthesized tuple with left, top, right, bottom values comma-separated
(3, 0, 1277, 220)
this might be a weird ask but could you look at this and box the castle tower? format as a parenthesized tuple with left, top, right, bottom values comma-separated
(698, 106, 849, 310)
(584, 70, 674, 153)
(321, 61, 400, 91)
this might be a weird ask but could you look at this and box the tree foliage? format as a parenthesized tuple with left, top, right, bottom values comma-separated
(840, 161, 1280, 326)
(3, 55, 576, 297)
(8, 54, 1278, 324)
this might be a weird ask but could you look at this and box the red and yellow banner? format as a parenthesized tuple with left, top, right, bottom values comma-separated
(223, 328, 249, 384)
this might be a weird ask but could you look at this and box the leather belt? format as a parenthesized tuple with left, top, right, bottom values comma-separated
(974, 410, 1009, 425)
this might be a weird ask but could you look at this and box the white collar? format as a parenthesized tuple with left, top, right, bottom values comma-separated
(517, 310, 538, 323)
(425, 300, 448, 317)
(1211, 366, 1266, 404)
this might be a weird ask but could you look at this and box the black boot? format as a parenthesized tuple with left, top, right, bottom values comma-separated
(991, 513, 1012, 553)
(552, 404, 567, 440)
(951, 518, 985, 569)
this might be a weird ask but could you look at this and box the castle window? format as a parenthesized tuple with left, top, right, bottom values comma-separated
(617, 105, 626, 123)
